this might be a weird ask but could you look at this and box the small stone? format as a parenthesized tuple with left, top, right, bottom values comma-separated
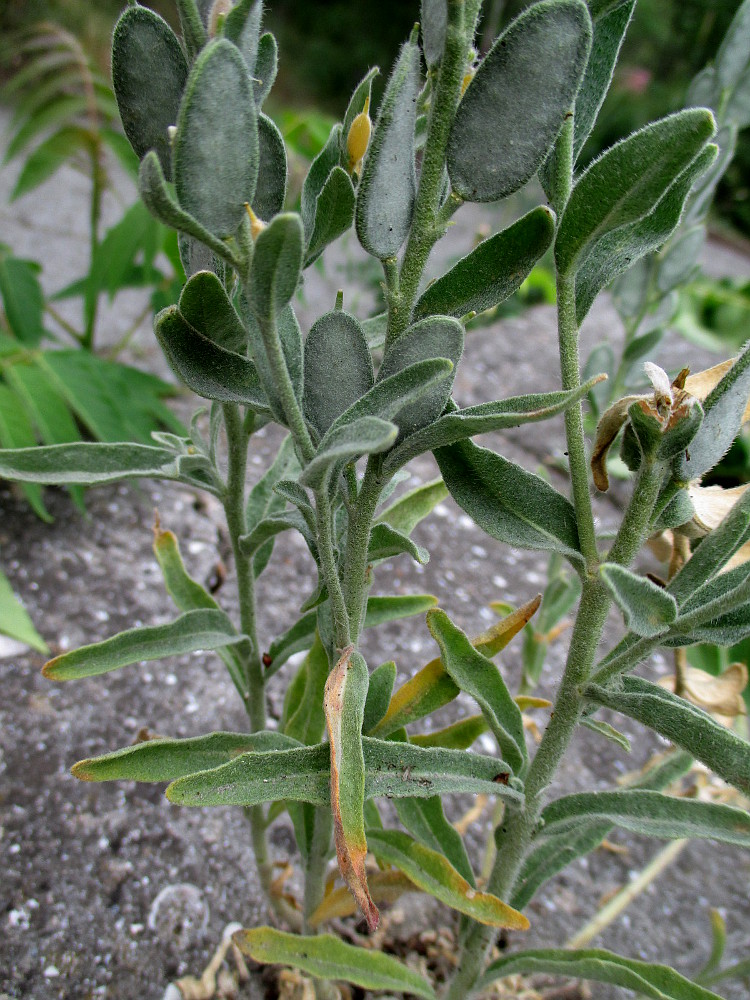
(43, 965, 60, 978)
(148, 883, 209, 950)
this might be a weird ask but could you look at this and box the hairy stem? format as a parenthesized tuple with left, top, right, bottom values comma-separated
(342, 459, 384, 645)
(314, 487, 351, 650)
(386, 0, 469, 346)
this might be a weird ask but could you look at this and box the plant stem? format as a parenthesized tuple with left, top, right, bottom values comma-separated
(222, 403, 264, 730)
(303, 808, 334, 932)
(245, 805, 303, 931)
(314, 487, 351, 650)
(342, 458, 384, 645)
(553, 113, 599, 573)
(386, 0, 469, 347)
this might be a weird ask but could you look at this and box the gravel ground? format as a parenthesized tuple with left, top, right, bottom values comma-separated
(1, 105, 749, 999)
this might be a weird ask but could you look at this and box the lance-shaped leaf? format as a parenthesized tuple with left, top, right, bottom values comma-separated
(362, 661, 397, 733)
(247, 213, 304, 323)
(414, 207, 555, 320)
(324, 648, 378, 931)
(300, 417, 398, 491)
(253, 32, 278, 105)
(377, 316, 464, 439)
(600, 564, 678, 637)
(447, 0, 591, 202)
(585, 676, 750, 796)
(305, 166, 356, 266)
(223, 0, 263, 74)
(153, 524, 249, 700)
(556, 109, 716, 277)
(426, 609, 526, 774)
(356, 33, 420, 259)
(678, 341, 750, 482)
(410, 715, 488, 751)
(324, 359, 454, 442)
(421, 0, 447, 67)
(716, 0, 750, 92)
(266, 594, 437, 676)
(165, 737, 522, 807)
(303, 310, 374, 437)
(301, 124, 343, 238)
(436, 439, 582, 563)
(174, 40, 258, 238)
(255, 113, 287, 221)
(664, 569, 750, 647)
(112, 6, 188, 176)
(367, 523, 429, 565)
(178, 271, 246, 353)
(384, 377, 605, 472)
(72, 730, 299, 783)
(541, 0, 635, 197)
(284, 632, 329, 746)
(234, 928, 436, 1000)
(138, 152, 241, 267)
(574, 143, 718, 323)
(43, 609, 245, 681)
(479, 947, 725, 999)
(239, 509, 316, 561)
(154, 306, 267, 409)
(310, 870, 415, 927)
(0, 441, 179, 485)
(367, 829, 529, 929)
(394, 793, 474, 884)
(538, 789, 750, 846)
(373, 597, 539, 737)
(375, 478, 448, 535)
(512, 751, 694, 909)
(667, 490, 750, 605)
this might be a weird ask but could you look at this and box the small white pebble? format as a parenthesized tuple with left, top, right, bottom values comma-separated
(43, 966, 60, 978)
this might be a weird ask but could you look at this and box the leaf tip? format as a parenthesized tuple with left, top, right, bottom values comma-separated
(70, 759, 94, 781)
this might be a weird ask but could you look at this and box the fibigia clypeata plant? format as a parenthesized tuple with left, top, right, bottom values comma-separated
(2, 0, 750, 997)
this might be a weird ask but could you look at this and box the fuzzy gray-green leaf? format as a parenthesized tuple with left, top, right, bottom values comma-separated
(716, 0, 750, 92)
(300, 418, 397, 491)
(426, 608, 527, 774)
(72, 731, 299, 783)
(414, 207, 555, 320)
(586, 676, 750, 796)
(223, 0, 263, 74)
(479, 947, 725, 999)
(0, 441, 179, 485)
(539, 789, 750, 846)
(248, 213, 304, 323)
(154, 306, 267, 409)
(242, 302, 303, 425)
(174, 39, 258, 238)
(303, 310, 373, 437)
(302, 124, 343, 238)
(112, 6, 188, 176)
(574, 143, 718, 323)
(362, 661, 397, 733)
(421, 0, 447, 66)
(385, 379, 603, 472)
(436, 439, 582, 563)
(367, 523, 429, 566)
(255, 113, 287, 221)
(305, 166, 355, 266)
(43, 609, 244, 680)
(447, 0, 592, 202)
(600, 564, 678, 637)
(355, 35, 420, 259)
(378, 316, 463, 439)
(253, 32, 278, 105)
(678, 340, 750, 482)
(178, 271, 246, 353)
(556, 109, 716, 277)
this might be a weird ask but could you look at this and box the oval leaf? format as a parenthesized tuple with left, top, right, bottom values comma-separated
(112, 6, 188, 176)
(356, 34, 420, 258)
(174, 39, 259, 237)
(447, 0, 592, 202)
(304, 310, 374, 437)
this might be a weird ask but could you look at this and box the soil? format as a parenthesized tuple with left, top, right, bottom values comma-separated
(1, 106, 749, 999)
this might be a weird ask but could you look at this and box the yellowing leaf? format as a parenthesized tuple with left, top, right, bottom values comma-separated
(324, 647, 378, 931)
(309, 869, 416, 926)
